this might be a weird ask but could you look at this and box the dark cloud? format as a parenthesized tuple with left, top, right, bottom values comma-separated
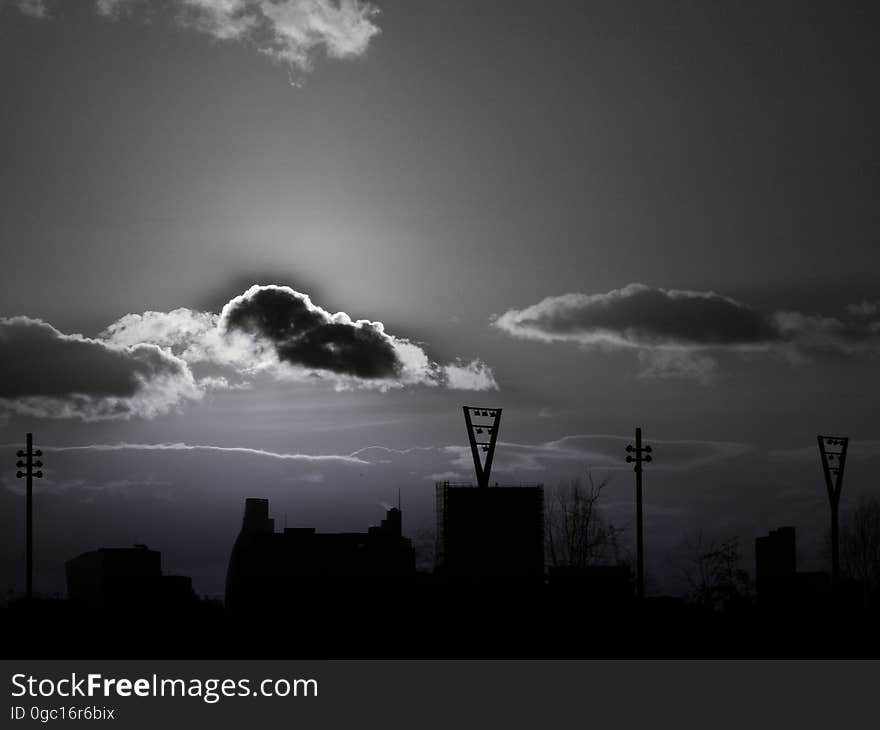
(0, 317, 174, 399)
(278, 322, 401, 378)
(220, 285, 403, 379)
(494, 283, 880, 379)
(0, 317, 200, 420)
(493, 284, 778, 349)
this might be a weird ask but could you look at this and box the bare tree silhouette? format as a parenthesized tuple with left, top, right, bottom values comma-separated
(545, 472, 623, 568)
(840, 497, 880, 607)
(679, 531, 749, 611)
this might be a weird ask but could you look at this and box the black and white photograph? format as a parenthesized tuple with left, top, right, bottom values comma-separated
(1, 1, 880, 723)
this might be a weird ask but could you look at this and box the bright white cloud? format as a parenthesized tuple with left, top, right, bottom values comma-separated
(176, 0, 262, 40)
(441, 359, 499, 391)
(92, 0, 379, 76)
(11, 0, 380, 78)
(256, 0, 380, 67)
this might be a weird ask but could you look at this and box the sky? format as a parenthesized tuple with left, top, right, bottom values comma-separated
(1, 0, 879, 598)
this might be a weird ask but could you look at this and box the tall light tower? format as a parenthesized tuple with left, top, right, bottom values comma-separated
(15, 432, 44, 601)
(463, 406, 502, 488)
(625, 427, 652, 600)
(817, 434, 848, 590)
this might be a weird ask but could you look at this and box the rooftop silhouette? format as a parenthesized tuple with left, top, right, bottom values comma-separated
(226, 498, 416, 617)
(66, 544, 196, 612)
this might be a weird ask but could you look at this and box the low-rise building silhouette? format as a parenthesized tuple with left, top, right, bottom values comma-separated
(225, 498, 415, 615)
(65, 544, 195, 610)
(755, 527, 839, 609)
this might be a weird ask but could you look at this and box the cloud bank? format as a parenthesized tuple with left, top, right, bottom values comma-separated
(493, 284, 777, 350)
(9, 0, 381, 79)
(104, 284, 497, 392)
(0, 285, 496, 421)
(0, 317, 201, 420)
(493, 283, 880, 380)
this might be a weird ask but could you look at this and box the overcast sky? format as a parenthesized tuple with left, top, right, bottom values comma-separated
(1, 0, 879, 597)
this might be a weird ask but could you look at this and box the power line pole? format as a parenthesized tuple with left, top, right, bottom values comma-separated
(625, 427, 652, 600)
(15, 433, 43, 601)
(817, 435, 848, 590)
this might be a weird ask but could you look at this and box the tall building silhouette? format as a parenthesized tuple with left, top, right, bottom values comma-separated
(434, 483, 544, 580)
(755, 527, 797, 591)
(756, 526, 797, 607)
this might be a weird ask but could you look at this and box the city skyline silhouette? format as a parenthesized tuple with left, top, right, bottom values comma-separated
(2, 2, 880, 660)
(2, 407, 879, 658)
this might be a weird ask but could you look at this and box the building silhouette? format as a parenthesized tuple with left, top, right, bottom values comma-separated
(755, 526, 797, 605)
(755, 526, 840, 610)
(65, 544, 195, 611)
(434, 482, 544, 581)
(225, 498, 415, 615)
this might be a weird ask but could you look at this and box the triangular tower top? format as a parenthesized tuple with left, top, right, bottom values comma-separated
(463, 406, 502, 488)
(817, 435, 849, 507)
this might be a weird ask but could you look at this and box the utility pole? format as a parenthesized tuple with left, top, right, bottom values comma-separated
(625, 427, 652, 600)
(15, 433, 44, 601)
(817, 435, 848, 590)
